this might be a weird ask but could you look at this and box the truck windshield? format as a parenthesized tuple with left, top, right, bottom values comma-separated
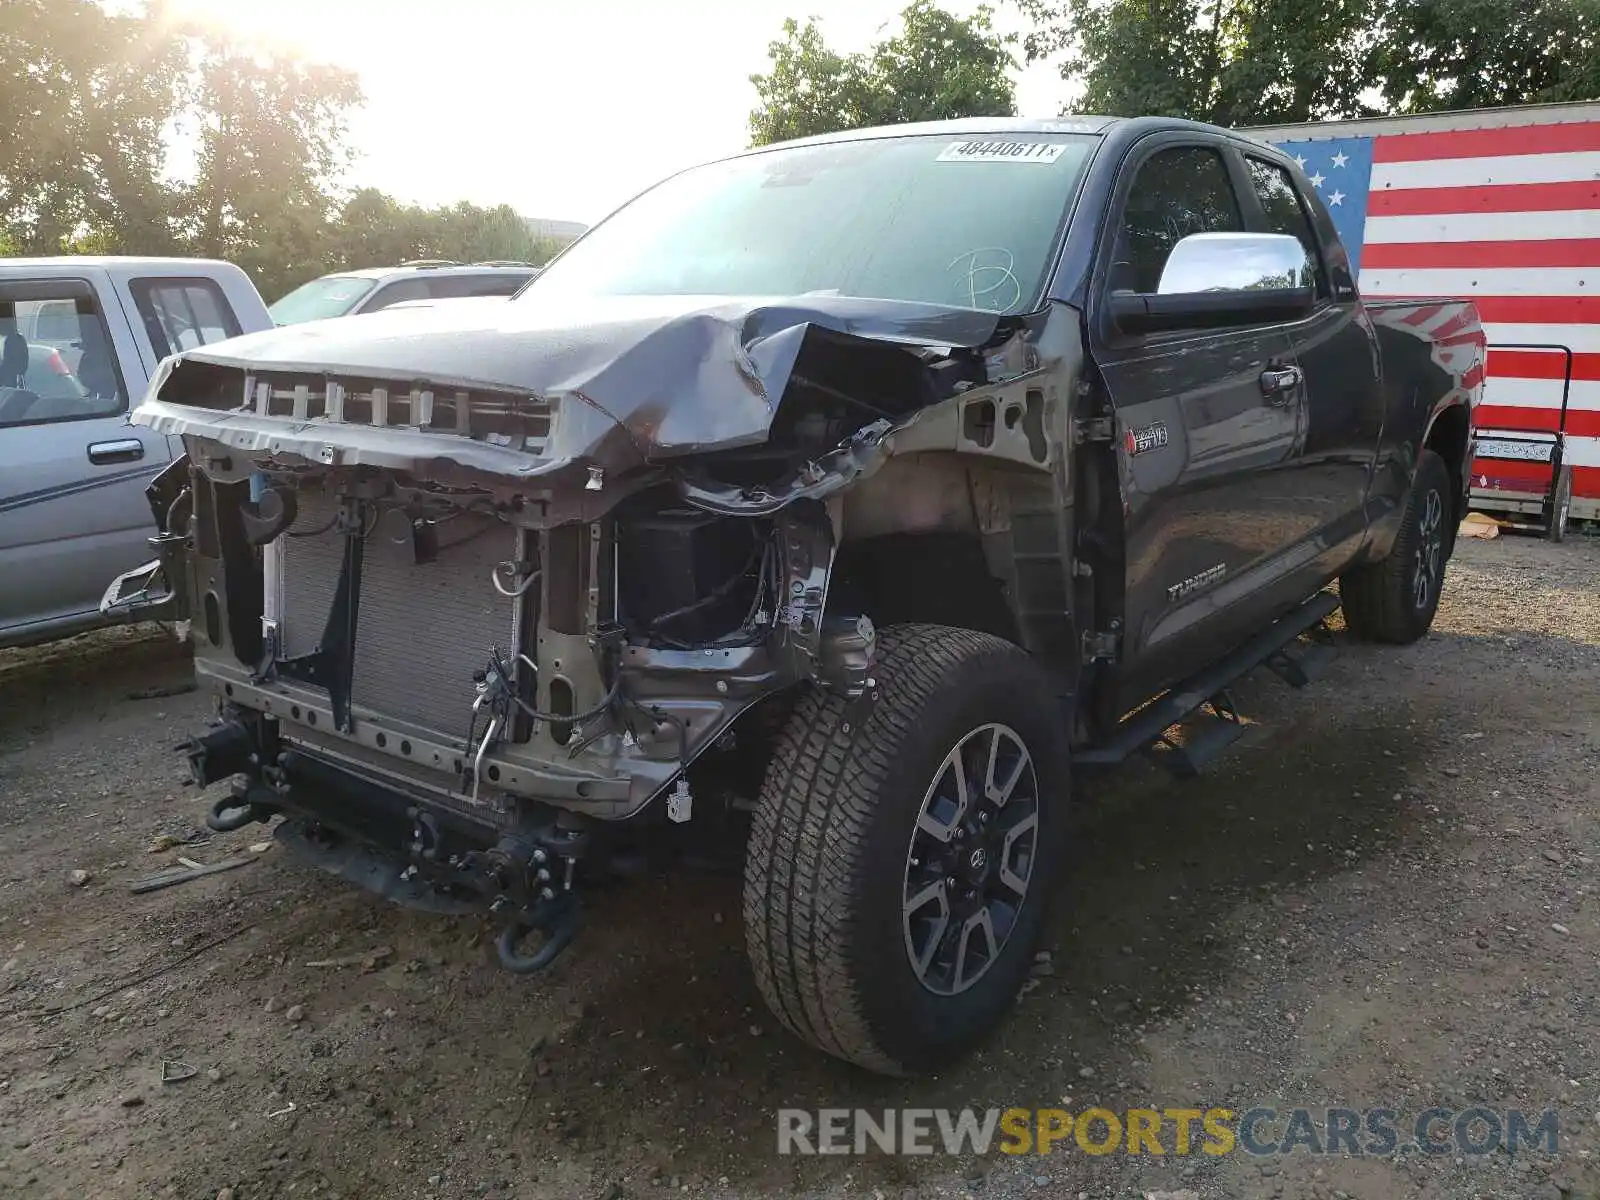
(528, 133, 1098, 315)
(268, 276, 376, 325)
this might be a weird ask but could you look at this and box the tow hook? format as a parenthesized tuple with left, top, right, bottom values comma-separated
(206, 781, 276, 832)
(486, 826, 588, 974)
(494, 891, 581, 974)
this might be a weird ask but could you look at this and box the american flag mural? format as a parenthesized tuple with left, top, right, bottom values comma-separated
(1265, 115, 1600, 517)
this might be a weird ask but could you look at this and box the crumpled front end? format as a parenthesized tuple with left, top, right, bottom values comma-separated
(123, 294, 1075, 929)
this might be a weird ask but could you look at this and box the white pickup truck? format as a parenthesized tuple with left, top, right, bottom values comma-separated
(0, 257, 271, 649)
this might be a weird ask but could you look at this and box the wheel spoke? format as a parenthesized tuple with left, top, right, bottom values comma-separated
(904, 879, 951, 980)
(986, 731, 1028, 805)
(916, 808, 952, 843)
(949, 757, 971, 829)
(905, 878, 948, 915)
(915, 761, 967, 843)
(954, 909, 999, 990)
(998, 812, 1038, 897)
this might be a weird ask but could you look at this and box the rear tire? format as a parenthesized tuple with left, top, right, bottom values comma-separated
(1340, 449, 1452, 644)
(1547, 464, 1572, 543)
(742, 624, 1069, 1075)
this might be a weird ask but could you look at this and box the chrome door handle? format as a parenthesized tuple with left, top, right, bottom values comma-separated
(87, 438, 144, 465)
(1259, 366, 1301, 394)
(1259, 366, 1301, 407)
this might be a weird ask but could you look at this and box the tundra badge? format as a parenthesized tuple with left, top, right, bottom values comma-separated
(1168, 562, 1226, 602)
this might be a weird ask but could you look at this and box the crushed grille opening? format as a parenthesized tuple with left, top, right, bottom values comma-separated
(163, 363, 556, 451)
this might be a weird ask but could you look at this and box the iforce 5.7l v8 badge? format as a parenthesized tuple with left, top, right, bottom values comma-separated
(1125, 420, 1169, 456)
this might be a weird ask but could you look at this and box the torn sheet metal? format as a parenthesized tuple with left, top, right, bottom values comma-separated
(132, 293, 1019, 485)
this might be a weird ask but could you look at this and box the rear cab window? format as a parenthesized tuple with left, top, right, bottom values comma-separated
(1244, 157, 1330, 297)
(1109, 146, 1243, 294)
(130, 278, 243, 359)
(0, 281, 127, 427)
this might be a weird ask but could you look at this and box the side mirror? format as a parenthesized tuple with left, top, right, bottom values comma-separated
(1111, 232, 1316, 334)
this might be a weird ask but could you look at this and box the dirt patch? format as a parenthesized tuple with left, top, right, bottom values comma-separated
(1, 537, 1597, 1200)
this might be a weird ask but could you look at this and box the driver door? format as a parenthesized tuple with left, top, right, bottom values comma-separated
(1089, 138, 1314, 702)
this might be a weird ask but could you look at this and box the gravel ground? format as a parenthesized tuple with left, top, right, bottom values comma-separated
(1, 532, 1597, 1200)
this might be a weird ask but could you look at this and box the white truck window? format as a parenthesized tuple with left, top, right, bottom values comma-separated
(131, 278, 243, 359)
(0, 289, 126, 427)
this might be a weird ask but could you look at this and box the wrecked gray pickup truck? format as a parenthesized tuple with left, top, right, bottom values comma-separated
(110, 116, 1482, 1076)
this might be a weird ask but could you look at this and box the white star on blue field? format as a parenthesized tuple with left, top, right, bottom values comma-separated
(1268, 136, 1378, 273)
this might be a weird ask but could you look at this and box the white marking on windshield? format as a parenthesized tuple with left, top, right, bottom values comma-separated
(936, 140, 1067, 164)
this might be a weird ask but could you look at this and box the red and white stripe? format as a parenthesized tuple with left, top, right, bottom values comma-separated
(1355, 120, 1600, 503)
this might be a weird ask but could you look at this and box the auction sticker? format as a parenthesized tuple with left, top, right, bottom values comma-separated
(937, 139, 1066, 164)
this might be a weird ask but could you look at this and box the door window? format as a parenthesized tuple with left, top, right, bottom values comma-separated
(1245, 157, 1329, 297)
(0, 285, 126, 426)
(1111, 146, 1243, 294)
(131, 278, 243, 359)
(362, 279, 430, 312)
(429, 273, 533, 299)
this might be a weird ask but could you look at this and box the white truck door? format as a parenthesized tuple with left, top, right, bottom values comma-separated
(0, 262, 270, 645)
(0, 269, 172, 642)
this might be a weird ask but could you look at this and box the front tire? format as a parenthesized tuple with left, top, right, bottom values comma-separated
(742, 624, 1069, 1076)
(1340, 448, 1452, 644)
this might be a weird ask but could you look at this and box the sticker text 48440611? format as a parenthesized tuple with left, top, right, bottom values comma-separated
(936, 140, 1067, 165)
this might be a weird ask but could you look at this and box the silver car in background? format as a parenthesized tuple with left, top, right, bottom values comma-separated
(266, 262, 540, 325)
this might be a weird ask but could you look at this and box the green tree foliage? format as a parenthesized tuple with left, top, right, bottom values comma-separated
(749, 1, 1017, 146)
(1015, 0, 1379, 125)
(180, 43, 362, 298)
(323, 190, 558, 276)
(1015, 0, 1599, 125)
(0, 0, 187, 253)
(0, 2, 559, 298)
(1372, 0, 1600, 113)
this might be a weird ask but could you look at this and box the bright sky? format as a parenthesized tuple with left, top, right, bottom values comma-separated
(166, 0, 1073, 226)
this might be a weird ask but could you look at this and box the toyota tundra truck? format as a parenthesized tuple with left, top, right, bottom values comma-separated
(105, 116, 1483, 1077)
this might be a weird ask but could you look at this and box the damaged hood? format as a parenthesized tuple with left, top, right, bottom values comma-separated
(141, 292, 1017, 474)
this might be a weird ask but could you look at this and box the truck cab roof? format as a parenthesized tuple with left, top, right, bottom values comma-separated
(330, 263, 544, 282)
(0, 256, 261, 282)
(747, 114, 1282, 155)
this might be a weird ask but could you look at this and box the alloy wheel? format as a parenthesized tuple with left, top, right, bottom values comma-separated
(902, 722, 1040, 996)
(1413, 488, 1444, 611)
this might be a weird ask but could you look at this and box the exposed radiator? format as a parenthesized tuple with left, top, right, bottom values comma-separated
(277, 490, 519, 741)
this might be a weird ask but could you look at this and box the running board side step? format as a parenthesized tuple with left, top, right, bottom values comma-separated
(1073, 590, 1341, 777)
